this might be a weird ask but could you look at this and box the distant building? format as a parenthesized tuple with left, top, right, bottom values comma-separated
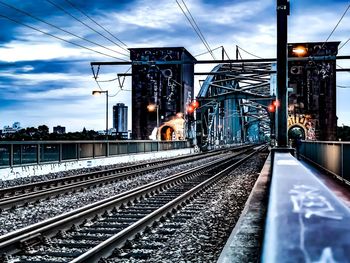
(53, 125, 66, 134)
(2, 122, 22, 134)
(113, 103, 128, 139)
(12, 122, 21, 129)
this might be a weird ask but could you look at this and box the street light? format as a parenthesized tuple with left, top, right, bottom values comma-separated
(147, 103, 159, 139)
(92, 90, 108, 140)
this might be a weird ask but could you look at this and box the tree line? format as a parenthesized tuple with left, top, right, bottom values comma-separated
(1, 125, 111, 141)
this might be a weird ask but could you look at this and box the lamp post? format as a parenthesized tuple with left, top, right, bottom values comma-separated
(147, 103, 159, 138)
(92, 90, 108, 140)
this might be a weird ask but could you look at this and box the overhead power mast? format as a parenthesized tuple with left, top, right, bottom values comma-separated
(276, 0, 290, 147)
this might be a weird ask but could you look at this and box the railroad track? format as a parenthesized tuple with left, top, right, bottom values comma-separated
(0, 145, 253, 211)
(0, 145, 265, 262)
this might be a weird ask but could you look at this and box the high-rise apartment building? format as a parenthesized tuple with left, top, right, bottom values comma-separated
(113, 103, 128, 139)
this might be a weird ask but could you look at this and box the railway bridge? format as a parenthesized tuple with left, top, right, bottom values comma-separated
(1, 0, 350, 262)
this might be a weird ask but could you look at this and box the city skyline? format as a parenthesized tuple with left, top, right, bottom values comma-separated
(1, 0, 350, 132)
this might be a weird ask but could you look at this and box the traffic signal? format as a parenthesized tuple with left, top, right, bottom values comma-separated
(186, 100, 199, 114)
(268, 100, 279, 113)
(186, 105, 195, 114)
(268, 104, 275, 113)
(191, 100, 199, 109)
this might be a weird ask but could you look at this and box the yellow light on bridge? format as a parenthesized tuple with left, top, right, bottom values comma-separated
(292, 46, 307, 57)
(147, 104, 157, 112)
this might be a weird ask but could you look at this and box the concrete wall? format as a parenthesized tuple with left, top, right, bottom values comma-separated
(0, 148, 194, 181)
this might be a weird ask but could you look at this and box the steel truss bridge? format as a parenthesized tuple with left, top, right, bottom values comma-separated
(195, 62, 273, 150)
(91, 55, 350, 150)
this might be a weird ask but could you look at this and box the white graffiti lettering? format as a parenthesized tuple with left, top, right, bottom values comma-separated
(289, 185, 343, 220)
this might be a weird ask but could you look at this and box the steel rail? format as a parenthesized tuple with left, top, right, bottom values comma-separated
(0, 148, 256, 255)
(0, 144, 250, 199)
(70, 148, 262, 262)
(0, 146, 252, 210)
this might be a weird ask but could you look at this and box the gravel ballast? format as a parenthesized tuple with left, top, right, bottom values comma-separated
(104, 153, 266, 263)
(0, 156, 220, 235)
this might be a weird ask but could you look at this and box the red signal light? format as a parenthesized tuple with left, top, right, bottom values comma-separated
(273, 100, 280, 108)
(268, 104, 275, 113)
(187, 105, 194, 114)
(191, 100, 199, 109)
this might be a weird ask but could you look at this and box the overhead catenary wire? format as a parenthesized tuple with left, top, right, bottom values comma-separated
(237, 46, 263, 59)
(195, 46, 231, 60)
(0, 1, 128, 58)
(339, 37, 350, 51)
(0, 13, 126, 61)
(46, 0, 129, 54)
(96, 66, 131, 83)
(180, 0, 216, 60)
(63, 0, 128, 49)
(318, 3, 350, 54)
(176, 0, 216, 60)
(194, 46, 222, 57)
(337, 64, 350, 75)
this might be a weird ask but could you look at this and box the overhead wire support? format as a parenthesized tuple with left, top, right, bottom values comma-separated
(0, 13, 125, 60)
(46, 0, 129, 54)
(195, 46, 222, 57)
(0, 0, 128, 59)
(63, 0, 128, 49)
(237, 45, 263, 59)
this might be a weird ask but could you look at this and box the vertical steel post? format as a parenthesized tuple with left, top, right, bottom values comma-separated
(106, 90, 109, 141)
(156, 105, 159, 139)
(276, 0, 290, 147)
(10, 143, 14, 167)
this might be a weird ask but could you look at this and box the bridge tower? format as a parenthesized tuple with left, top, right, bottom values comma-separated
(129, 47, 196, 140)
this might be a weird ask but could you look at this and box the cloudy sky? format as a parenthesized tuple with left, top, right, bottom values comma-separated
(0, 0, 350, 132)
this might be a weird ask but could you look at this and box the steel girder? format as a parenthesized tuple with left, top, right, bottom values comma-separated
(195, 62, 274, 150)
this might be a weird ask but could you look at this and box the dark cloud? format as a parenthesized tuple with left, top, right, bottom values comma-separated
(0, 0, 135, 45)
(0, 59, 89, 73)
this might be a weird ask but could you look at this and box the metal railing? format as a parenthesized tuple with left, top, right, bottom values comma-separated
(300, 140, 350, 184)
(0, 140, 190, 168)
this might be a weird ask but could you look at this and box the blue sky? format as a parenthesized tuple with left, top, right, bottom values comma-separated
(0, 0, 350, 132)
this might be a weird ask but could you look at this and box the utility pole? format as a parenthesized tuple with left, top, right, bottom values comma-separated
(276, 0, 290, 147)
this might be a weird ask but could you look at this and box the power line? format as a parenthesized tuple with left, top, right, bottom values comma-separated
(0, 13, 126, 61)
(195, 45, 231, 60)
(318, 3, 350, 54)
(0, 1, 127, 58)
(194, 46, 222, 57)
(337, 64, 350, 75)
(176, 0, 215, 60)
(180, 0, 215, 59)
(237, 46, 263, 59)
(64, 0, 128, 49)
(46, 0, 129, 54)
(339, 37, 350, 50)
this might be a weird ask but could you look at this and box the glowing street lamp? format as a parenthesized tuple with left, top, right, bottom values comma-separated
(147, 103, 159, 136)
(292, 46, 307, 57)
(92, 90, 108, 140)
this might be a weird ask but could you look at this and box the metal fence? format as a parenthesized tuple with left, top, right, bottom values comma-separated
(300, 140, 350, 184)
(0, 140, 190, 168)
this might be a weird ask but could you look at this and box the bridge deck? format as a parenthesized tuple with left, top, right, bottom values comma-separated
(219, 150, 350, 263)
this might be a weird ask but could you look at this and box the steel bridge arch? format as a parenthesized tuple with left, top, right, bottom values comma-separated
(195, 62, 275, 150)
